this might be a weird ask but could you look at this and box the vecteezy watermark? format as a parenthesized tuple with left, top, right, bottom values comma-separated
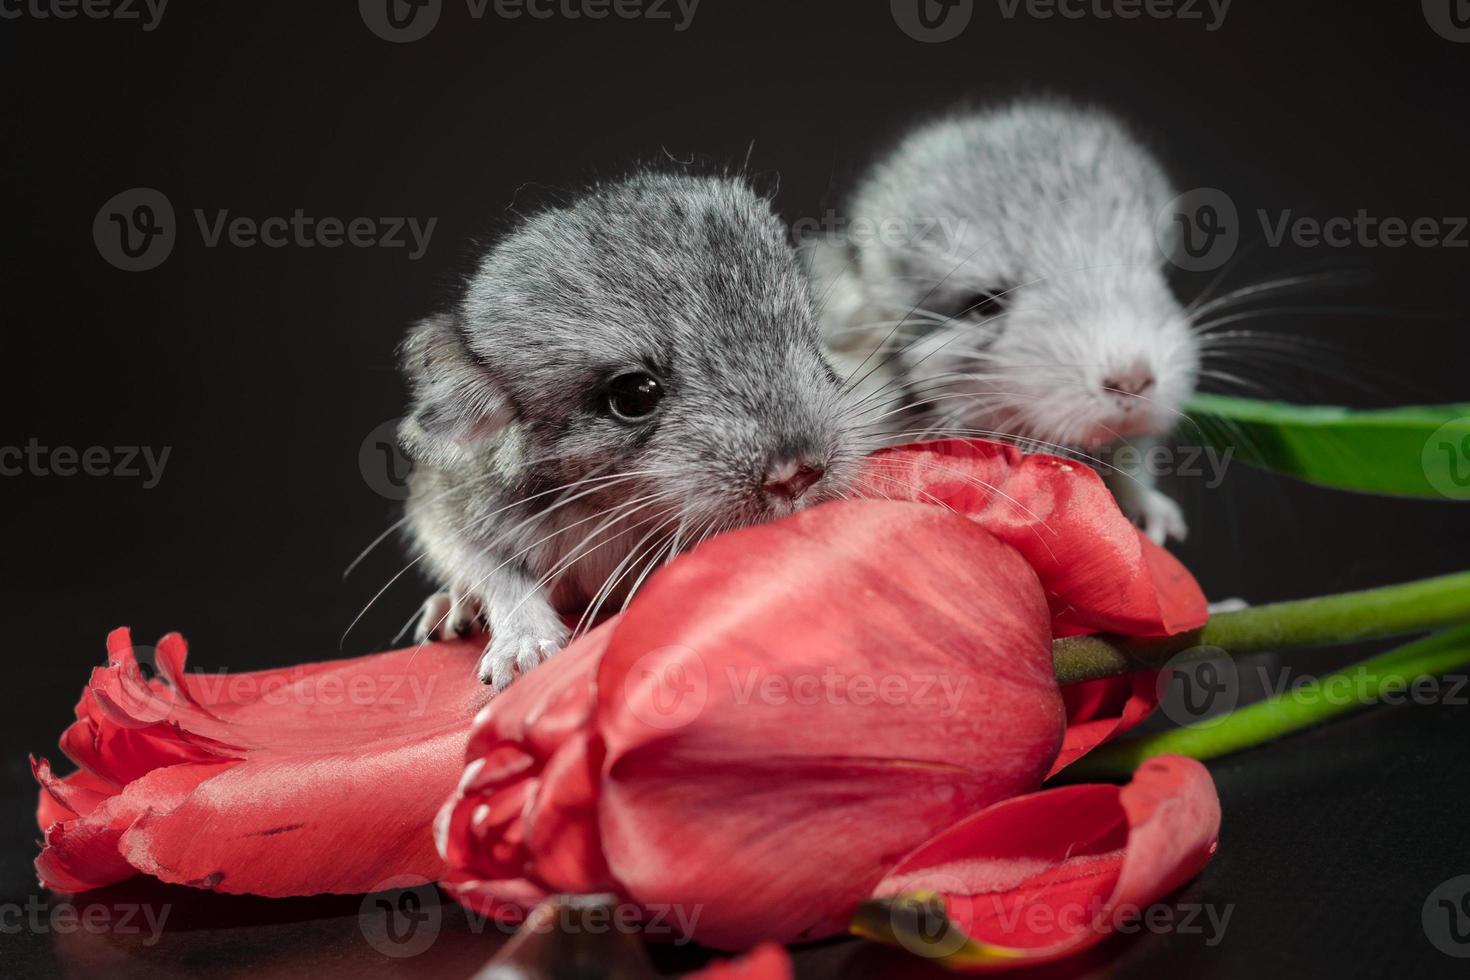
(94, 187, 176, 271)
(488, 896, 702, 944)
(620, 647, 975, 730)
(1157, 188, 1470, 271)
(361, 418, 414, 501)
(1155, 187, 1240, 273)
(0, 439, 171, 488)
(360, 876, 443, 958)
(1259, 667, 1469, 708)
(891, 0, 975, 43)
(358, 878, 702, 957)
(1424, 0, 1470, 43)
(95, 644, 443, 728)
(994, 0, 1231, 31)
(792, 210, 971, 254)
(1422, 418, 1470, 501)
(1095, 443, 1233, 488)
(895, 0, 1232, 38)
(0, 897, 171, 946)
(1424, 875, 1470, 957)
(986, 896, 1233, 947)
(1158, 649, 1470, 728)
(359, 0, 699, 43)
(883, 884, 1232, 960)
(623, 645, 709, 731)
(94, 188, 437, 271)
(0, 0, 168, 31)
(728, 666, 971, 718)
(1256, 210, 1469, 250)
(1157, 646, 1240, 727)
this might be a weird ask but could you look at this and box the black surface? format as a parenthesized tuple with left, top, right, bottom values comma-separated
(6, 1, 1470, 976)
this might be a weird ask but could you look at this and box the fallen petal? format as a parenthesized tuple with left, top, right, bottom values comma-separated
(856, 756, 1220, 969)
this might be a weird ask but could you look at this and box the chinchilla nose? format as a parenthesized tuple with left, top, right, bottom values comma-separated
(763, 457, 825, 502)
(1102, 362, 1156, 401)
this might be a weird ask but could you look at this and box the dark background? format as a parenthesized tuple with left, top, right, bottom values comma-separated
(5, 0, 1470, 976)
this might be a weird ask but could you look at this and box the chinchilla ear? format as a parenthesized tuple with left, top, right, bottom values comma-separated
(397, 313, 514, 465)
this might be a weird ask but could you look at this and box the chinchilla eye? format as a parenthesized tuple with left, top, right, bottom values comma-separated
(604, 371, 664, 421)
(953, 286, 1010, 321)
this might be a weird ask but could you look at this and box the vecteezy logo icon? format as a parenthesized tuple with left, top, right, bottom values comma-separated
(360, 0, 442, 43)
(360, 419, 415, 501)
(1423, 875, 1470, 957)
(891, 0, 974, 42)
(359, 875, 442, 958)
(1155, 187, 1239, 272)
(882, 878, 971, 960)
(1157, 646, 1239, 728)
(1424, 0, 1470, 41)
(623, 645, 708, 730)
(1422, 418, 1470, 501)
(1441, 437, 1470, 485)
(94, 188, 176, 272)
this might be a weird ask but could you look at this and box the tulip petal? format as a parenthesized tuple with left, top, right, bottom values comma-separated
(33, 756, 112, 824)
(37, 629, 494, 895)
(854, 756, 1220, 969)
(35, 761, 230, 893)
(1051, 673, 1161, 776)
(595, 500, 1067, 949)
(859, 440, 1207, 637)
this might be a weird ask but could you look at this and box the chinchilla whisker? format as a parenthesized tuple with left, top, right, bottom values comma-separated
(863, 422, 1083, 463)
(579, 521, 676, 633)
(341, 552, 429, 651)
(572, 514, 680, 638)
(842, 301, 1015, 399)
(454, 471, 666, 557)
(415, 492, 680, 662)
(839, 249, 988, 393)
(1196, 366, 1276, 399)
(425, 492, 673, 645)
(854, 388, 1049, 426)
(494, 492, 676, 610)
(858, 455, 1054, 532)
(1191, 304, 1442, 334)
(842, 365, 1006, 416)
(343, 463, 641, 580)
(1188, 270, 1365, 319)
(461, 469, 665, 535)
(907, 369, 1201, 432)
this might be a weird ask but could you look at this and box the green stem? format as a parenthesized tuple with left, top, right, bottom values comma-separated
(1052, 570, 1470, 685)
(1062, 625, 1470, 780)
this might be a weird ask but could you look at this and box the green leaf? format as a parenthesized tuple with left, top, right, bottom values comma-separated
(1183, 394, 1470, 499)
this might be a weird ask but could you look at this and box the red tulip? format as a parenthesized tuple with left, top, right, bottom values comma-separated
(857, 439, 1208, 771)
(438, 498, 1219, 954)
(34, 628, 492, 894)
(34, 434, 1213, 966)
(855, 756, 1220, 969)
